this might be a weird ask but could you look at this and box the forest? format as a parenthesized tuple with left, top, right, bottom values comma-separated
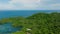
(0, 12, 60, 34)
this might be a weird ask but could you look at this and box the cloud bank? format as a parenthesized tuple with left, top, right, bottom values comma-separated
(0, 0, 40, 10)
(0, 0, 60, 10)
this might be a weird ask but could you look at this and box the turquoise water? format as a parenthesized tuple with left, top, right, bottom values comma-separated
(0, 23, 22, 34)
(0, 10, 59, 19)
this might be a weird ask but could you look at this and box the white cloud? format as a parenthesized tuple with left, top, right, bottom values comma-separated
(0, 0, 60, 10)
(49, 4, 60, 10)
(0, 0, 40, 10)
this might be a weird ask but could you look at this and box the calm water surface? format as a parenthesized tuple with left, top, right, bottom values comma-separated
(0, 23, 22, 34)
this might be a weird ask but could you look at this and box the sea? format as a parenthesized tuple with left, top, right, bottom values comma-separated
(0, 10, 59, 19)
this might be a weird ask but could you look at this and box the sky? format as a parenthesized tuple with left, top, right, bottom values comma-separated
(0, 0, 60, 10)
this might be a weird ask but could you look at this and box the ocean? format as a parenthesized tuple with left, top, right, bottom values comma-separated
(0, 10, 59, 19)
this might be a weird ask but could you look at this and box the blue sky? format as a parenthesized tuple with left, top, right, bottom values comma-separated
(0, 0, 60, 10)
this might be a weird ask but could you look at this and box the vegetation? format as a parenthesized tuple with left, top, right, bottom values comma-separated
(0, 12, 60, 34)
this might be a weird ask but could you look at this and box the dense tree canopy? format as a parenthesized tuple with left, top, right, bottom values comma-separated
(0, 12, 60, 34)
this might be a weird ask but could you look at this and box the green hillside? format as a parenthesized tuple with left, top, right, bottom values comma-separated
(0, 12, 60, 34)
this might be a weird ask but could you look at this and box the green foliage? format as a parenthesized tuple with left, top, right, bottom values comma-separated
(0, 12, 60, 34)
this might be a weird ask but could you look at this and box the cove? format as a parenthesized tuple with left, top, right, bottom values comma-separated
(0, 23, 22, 34)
